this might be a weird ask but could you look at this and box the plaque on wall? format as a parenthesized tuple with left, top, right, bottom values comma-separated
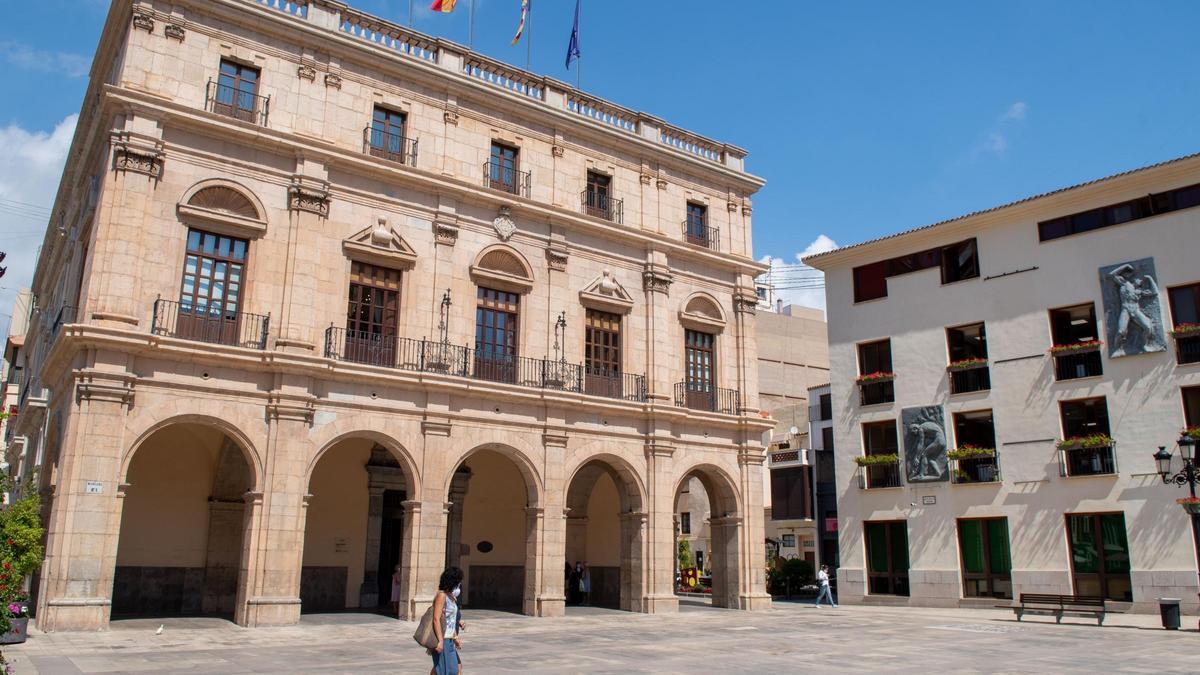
(901, 405, 948, 483)
(1098, 257, 1166, 358)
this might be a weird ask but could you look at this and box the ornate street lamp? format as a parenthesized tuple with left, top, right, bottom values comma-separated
(1152, 434, 1200, 629)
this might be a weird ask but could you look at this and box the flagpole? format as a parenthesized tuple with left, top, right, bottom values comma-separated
(408, 0, 413, 26)
(526, 2, 532, 69)
(576, 0, 582, 89)
(469, 0, 476, 49)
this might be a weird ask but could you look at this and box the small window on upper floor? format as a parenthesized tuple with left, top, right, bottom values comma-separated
(1038, 182, 1200, 242)
(818, 393, 832, 421)
(684, 202, 714, 249)
(367, 106, 411, 164)
(486, 142, 525, 196)
(941, 239, 980, 284)
(852, 238, 979, 302)
(211, 59, 264, 125)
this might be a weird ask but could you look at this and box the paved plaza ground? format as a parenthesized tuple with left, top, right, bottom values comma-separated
(5, 598, 1198, 673)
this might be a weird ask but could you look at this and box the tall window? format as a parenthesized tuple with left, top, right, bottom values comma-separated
(948, 322, 990, 394)
(958, 518, 1012, 599)
(685, 202, 708, 245)
(214, 59, 260, 123)
(1185, 386, 1200, 428)
(1169, 282, 1200, 364)
(1066, 513, 1132, 601)
(475, 287, 520, 383)
(369, 106, 408, 163)
(952, 410, 998, 483)
(680, 512, 691, 535)
(818, 393, 832, 421)
(177, 228, 248, 346)
(857, 339, 894, 405)
(684, 329, 716, 408)
(1049, 303, 1103, 380)
(584, 309, 621, 396)
(584, 171, 612, 219)
(1060, 397, 1115, 476)
(344, 262, 401, 366)
(862, 420, 900, 488)
(488, 142, 520, 194)
(770, 466, 813, 521)
(865, 521, 909, 596)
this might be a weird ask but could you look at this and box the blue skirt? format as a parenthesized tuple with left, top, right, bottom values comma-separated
(431, 638, 459, 675)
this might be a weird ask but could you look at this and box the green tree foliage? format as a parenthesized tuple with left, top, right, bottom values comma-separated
(677, 539, 695, 570)
(0, 473, 45, 636)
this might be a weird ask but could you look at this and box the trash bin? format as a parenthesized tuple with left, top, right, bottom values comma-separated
(1159, 598, 1181, 630)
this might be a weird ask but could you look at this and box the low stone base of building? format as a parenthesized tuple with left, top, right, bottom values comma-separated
(37, 599, 112, 632)
(241, 598, 302, 627)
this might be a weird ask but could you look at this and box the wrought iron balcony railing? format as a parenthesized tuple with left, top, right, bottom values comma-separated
(152, 298, 270, 350)
(581, 189, 623, 224)
(949, 365, 990, 394)
(206, 80, 270, 126)
(1059, 443, 1118, 477)
(952, 455, 1001, 484)
(483, 160, 531, 197)
(1176, 334, 1200, 365)
(858, 379, 895, 406)
(673, 381, 740, 414)
(1053, 349, 1103, 381)
(681, 221, 719, 251)
(859, 461, 903, 489)
(363, 127, 418, 166)
(322, 328, 648, 402)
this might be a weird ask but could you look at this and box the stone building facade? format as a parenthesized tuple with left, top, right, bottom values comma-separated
(807, 153, 1200, 613)
(13, 0, 772, 631)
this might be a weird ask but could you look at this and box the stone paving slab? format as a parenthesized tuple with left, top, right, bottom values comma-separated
(4, 601, 1198, 674)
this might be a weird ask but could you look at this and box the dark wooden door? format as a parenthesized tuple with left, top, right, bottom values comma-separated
(369, 107, 407, 162)
(475, 287, 519, 383)
(345, 262, 401, 366)
(215, 60, 259, 123)
(177, 228, 247, 346)
(684, 329, 715, 409)
(584, 309, 621, 397)
(489, 143, 519, 193)
(585, 172, 612, 219)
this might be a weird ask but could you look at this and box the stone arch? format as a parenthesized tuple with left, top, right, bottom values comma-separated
(444, 442, 544, 615)
(122, 413, 263, 492)
(301, 429, 422, 614)
(177, 178, 268, 236)
(672, 462, 744, 608)
(113, 416, 259, 619)
(469, 244, 535, 293)
(563, 452, 649, 612)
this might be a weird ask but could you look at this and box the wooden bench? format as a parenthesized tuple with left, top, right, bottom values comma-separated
(999, 593, 1121, 625)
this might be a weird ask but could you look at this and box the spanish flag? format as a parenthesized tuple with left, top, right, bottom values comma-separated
(430, 0, 457, 12)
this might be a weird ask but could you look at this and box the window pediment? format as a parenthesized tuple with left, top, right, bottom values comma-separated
(679, 293, 726, 333)
(579, 270, 634, 314)
(177, 179, 267, 237)
(342, 217, 418, 269)
(470, 245, 534, 293)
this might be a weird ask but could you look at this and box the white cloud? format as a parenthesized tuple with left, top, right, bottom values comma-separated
(758, 234, 839, 316)
(0, 41, 90, 79)
(0, 115, 77, 340)
(977, 101, 1029, 157)
(1002, 101, 1028, 122)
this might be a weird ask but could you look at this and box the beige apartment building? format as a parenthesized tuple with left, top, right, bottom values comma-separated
(807, 154, 1200, 613)
(11, 0, 774, 631)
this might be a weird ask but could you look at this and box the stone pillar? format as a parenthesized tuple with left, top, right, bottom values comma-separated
(737, 448, 772, 610)
(523, 506, 545, 617)
(277, 173, 331, 353)
(619, 511, 648, 612)
(405, 416, 454, 620)
(444, 469, 470, 569)
(236, 394, 315, 626)
(709, 516, 743, 609)
(358, 485, 387, 608)
(202, 438, 251, 615)
(642, 255, 674, 402)
(537, 431, 567, 617)
(732, 279, 761, 413)
(36, 371, 134, 632)
(643, 441, 678, 613)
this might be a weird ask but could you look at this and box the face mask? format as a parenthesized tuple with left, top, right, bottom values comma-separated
(451, 586, 461, 599)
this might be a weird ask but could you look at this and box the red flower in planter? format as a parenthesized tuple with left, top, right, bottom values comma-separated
(3, 563, 10, 570)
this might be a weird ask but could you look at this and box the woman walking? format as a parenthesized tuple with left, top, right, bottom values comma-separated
(429, 567, 466, 675)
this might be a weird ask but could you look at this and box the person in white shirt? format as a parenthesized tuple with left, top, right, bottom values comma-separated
(815, 564, 837, 608)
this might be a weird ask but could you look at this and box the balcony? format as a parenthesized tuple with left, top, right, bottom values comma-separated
(1174, 328, 1200, 364)
(483, 160, 531, 197)
(857, 458, 902, 489)
(581, 189, 623, 224)
(363, 127, 418, 167)
(1051, 344, 1103, 381)
(323, 328, 648, 402)
(681, 221, 719, 251)
(857, 374, 895, 406)
(673, 381, 740, 414)
(1058, 438, 1117, 477)
(152, 298, 270, 350)
(206, 80, 270, 126)
(948, 361, 990, 394)
(950, 452, 1001, 484)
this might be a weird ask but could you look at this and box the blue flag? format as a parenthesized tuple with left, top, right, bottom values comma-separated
(565, 0, 581, 69)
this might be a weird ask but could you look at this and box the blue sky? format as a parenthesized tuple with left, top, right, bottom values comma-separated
(2, 0, 1199, 325)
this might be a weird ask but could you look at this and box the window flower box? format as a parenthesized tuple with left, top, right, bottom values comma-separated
(1171, 323, 1200, 338)
(1184, 427, 1200, 441)
(1049, 340, 1102, 356)
(946, 358, 988, 372)
(1179, 497, 1200, 515)
(854, 453, 899, 467)
(856, 371, 896, 385)
(948, 445, 995, 460)
(1056, 434, 1114, 451)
